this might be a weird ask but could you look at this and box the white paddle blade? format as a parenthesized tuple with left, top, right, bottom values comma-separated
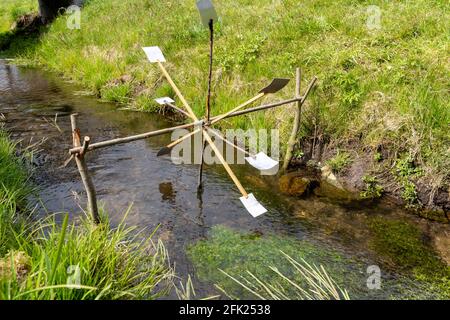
(142, 46, 166, 63)
(240, 193, 267, 218)
(245, 152, 278, 171)
(155, 97, 175, 105)
(196, 0, 218, 27)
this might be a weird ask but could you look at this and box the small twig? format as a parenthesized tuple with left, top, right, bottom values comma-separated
(166, 102, 191, 118)
(282, 67, 302, 172)
(70, 114, 100, 224)
(42, 113, 62, 133)
(60, 154, 74, 168)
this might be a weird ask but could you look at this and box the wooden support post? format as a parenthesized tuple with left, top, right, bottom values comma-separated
(283, 68, 302, 172)
(70, 114, 100, 225)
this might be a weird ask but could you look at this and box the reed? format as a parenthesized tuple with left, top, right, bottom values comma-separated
(0, 210, 174, 300)
(218, 251, 350, 300)
(0, 129, 174, 300)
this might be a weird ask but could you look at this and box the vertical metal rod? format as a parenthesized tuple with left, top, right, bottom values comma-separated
(70, 114, 100, 224)
(206, 19, 213, 122)
(197, 140, 207, 190)
(198, 18, 214, 190)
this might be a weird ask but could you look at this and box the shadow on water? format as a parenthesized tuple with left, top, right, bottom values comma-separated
(0, 60, 448, 299)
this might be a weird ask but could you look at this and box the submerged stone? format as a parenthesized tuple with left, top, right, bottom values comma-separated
(279, 172, 314, 196)
(313, 180, 360, 201)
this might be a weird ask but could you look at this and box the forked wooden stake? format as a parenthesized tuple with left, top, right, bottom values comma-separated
(283, 73, 317, 171)
(70, 114, 100, 224)
(283, 68, 302, 172)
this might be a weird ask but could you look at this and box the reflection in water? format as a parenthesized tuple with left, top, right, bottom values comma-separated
(1, 60, 448, 299)
(159, 182, 176, 203)
(196, 187, 206, 229)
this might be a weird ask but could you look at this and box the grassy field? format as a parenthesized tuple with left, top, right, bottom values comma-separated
(0, 0, 449, 209)
(0, 129, 173, 299)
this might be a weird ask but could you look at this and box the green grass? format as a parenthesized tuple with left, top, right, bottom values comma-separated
(393, 153, 423, 208)
(360, 175, 384, 199)
(0, 129, 174, 299)
(326, 150, 352, 173)
(0, 130, 30, 256)
(0, 213, 174, 300)
(0, 0, 449, 197)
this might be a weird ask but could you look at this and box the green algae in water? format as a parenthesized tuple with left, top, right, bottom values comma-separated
(368, 217, 450, 299)
(187, 226, 368, 299)
(188, 226, 450, 299)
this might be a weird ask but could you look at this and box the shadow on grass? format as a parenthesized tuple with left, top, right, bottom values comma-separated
(0, 13, 47, 58)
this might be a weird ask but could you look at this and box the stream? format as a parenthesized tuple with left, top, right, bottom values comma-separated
(0, 60, 448, 299)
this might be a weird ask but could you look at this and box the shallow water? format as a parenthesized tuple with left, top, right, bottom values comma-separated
(0, 60, 448, 299)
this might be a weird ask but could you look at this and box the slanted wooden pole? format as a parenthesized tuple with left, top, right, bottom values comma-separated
(159, 92, 266, 154)
(212, 97, 302, 120)
(69, 121, 197, 155)
(70, 114, 100, 224)
(283, 68, 302, 172)
(207, 127, 251, 156)
(202, 130, 248, 198)
(283, 72, 318, 172)
(157, 61, 198, 120)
